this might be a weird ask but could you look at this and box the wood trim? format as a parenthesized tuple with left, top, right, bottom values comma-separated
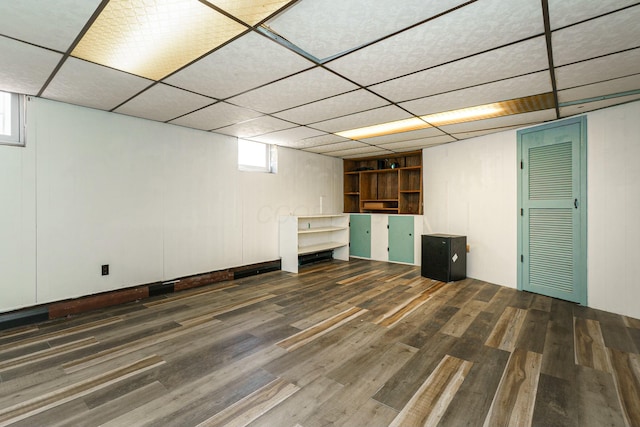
(0, 260, 281, 326)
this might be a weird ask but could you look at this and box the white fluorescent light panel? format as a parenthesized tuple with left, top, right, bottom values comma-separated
(72, 0, 246, 80)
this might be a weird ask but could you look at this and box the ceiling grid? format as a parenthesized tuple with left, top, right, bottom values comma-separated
(0, 0, 638, 157)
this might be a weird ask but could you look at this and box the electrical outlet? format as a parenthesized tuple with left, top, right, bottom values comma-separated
(101, 264, 109, 276)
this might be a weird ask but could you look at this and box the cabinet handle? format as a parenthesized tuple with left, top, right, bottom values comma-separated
(409, 233, 412, 236)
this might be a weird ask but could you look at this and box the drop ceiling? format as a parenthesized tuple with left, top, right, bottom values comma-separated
(1, 0, 639, 158)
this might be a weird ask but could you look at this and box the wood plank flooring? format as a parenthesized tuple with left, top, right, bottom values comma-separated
(1, 258, 639, 426)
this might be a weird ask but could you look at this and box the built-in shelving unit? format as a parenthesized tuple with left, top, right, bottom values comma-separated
(279, 214, 349, 273)
(343, 151, 422, 215)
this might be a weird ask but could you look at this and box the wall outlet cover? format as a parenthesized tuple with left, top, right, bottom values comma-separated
(101, 264, 109, 276)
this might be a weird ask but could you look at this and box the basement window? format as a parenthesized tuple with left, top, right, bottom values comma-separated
(238, 139, 277, 173)
(0, 91, 25, 146)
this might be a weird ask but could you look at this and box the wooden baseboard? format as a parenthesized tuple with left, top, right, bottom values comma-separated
(0, 260, 281, 329)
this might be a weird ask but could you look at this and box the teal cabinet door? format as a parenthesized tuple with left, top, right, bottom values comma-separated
(350, 214, 371, 258)
(388, 216, 414, 263)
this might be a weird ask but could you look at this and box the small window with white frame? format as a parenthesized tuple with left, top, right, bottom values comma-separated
(0, 91, 25, 146)
(238, 138, 277, 173)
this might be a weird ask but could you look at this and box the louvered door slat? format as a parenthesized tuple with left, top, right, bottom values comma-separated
(529, 142, 573, 200)
(529, 209, 573, 293)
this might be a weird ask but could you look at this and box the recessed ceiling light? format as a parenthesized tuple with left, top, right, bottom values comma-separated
(72, 0, 247, 80)
(335, 93, 555, 140)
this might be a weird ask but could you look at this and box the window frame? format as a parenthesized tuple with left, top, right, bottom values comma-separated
(0, 91, 26, 147)
(237, 138, 277, 173)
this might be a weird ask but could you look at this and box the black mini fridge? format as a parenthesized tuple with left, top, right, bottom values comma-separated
(421, 234, 466, 282)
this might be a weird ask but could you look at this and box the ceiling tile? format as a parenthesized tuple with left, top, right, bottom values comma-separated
(552, 6, 640, 67)
(227, 67, 358, 113)
(214, 115, 296, 138)
(450, 125, 524, 140)
(548, 0, 637, 30)
(42, 57, 152, 111)
(322, 146, 395, 158)
(400, 71, 552, 116)
(326, 0, 544, 86)
(304, 141, 369, 153)
(370, 37, 549, 103)
(558, 74, 640, 103)
(0, 38, 62, 95)
(164, 32, 313, 99)
(559, 95, 640, 117)
(0, 0, 101, 52)
(114, 83, 215, 122)
(310, 105, 413, 133)
(555, 47, 640, 89)
(439, 109, 557, 134)
(248, 126, 327, 146)
(295, 134, 349, 149)
(376, 135, 455, 151)
(341, 149, 397, 158)
(209, 0, 292, 26)
(358, 127, 446, 145)
(266, 0, 469, 60)
(273, 89, 389, 125)
(169, 101, 262, 130)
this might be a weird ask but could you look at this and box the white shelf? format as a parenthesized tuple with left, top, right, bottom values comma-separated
(298, 226, 348, 234)
(298, 241, 348, 255)
(297, 214, 345, 219)
(279, 214, 349, 273)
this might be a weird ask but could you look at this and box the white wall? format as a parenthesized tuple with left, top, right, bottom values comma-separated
(239, 147, 342, 265)
(0, 97, 341, 312)
(423, 131, 518, 288)
(423, 100, 640, 319)
(587, 101, 640, 318)
(0, 111, 36, 310)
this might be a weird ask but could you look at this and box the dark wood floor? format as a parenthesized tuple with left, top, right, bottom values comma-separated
(1, 259, 639, 426)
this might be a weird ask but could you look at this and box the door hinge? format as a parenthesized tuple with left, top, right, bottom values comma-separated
(520, 160, 523, 169)
(387, 224, 389, 229)
(387, 247, 389, 252)
(520, 208, 523, 216)
(521, 254, 524, 262)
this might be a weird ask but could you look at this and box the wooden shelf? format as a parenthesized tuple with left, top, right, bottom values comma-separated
(360, 168, 398, 174)
(343, 151, 422, 215)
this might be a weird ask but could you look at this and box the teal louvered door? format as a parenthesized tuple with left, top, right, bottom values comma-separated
(518, 117, 587, 304)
